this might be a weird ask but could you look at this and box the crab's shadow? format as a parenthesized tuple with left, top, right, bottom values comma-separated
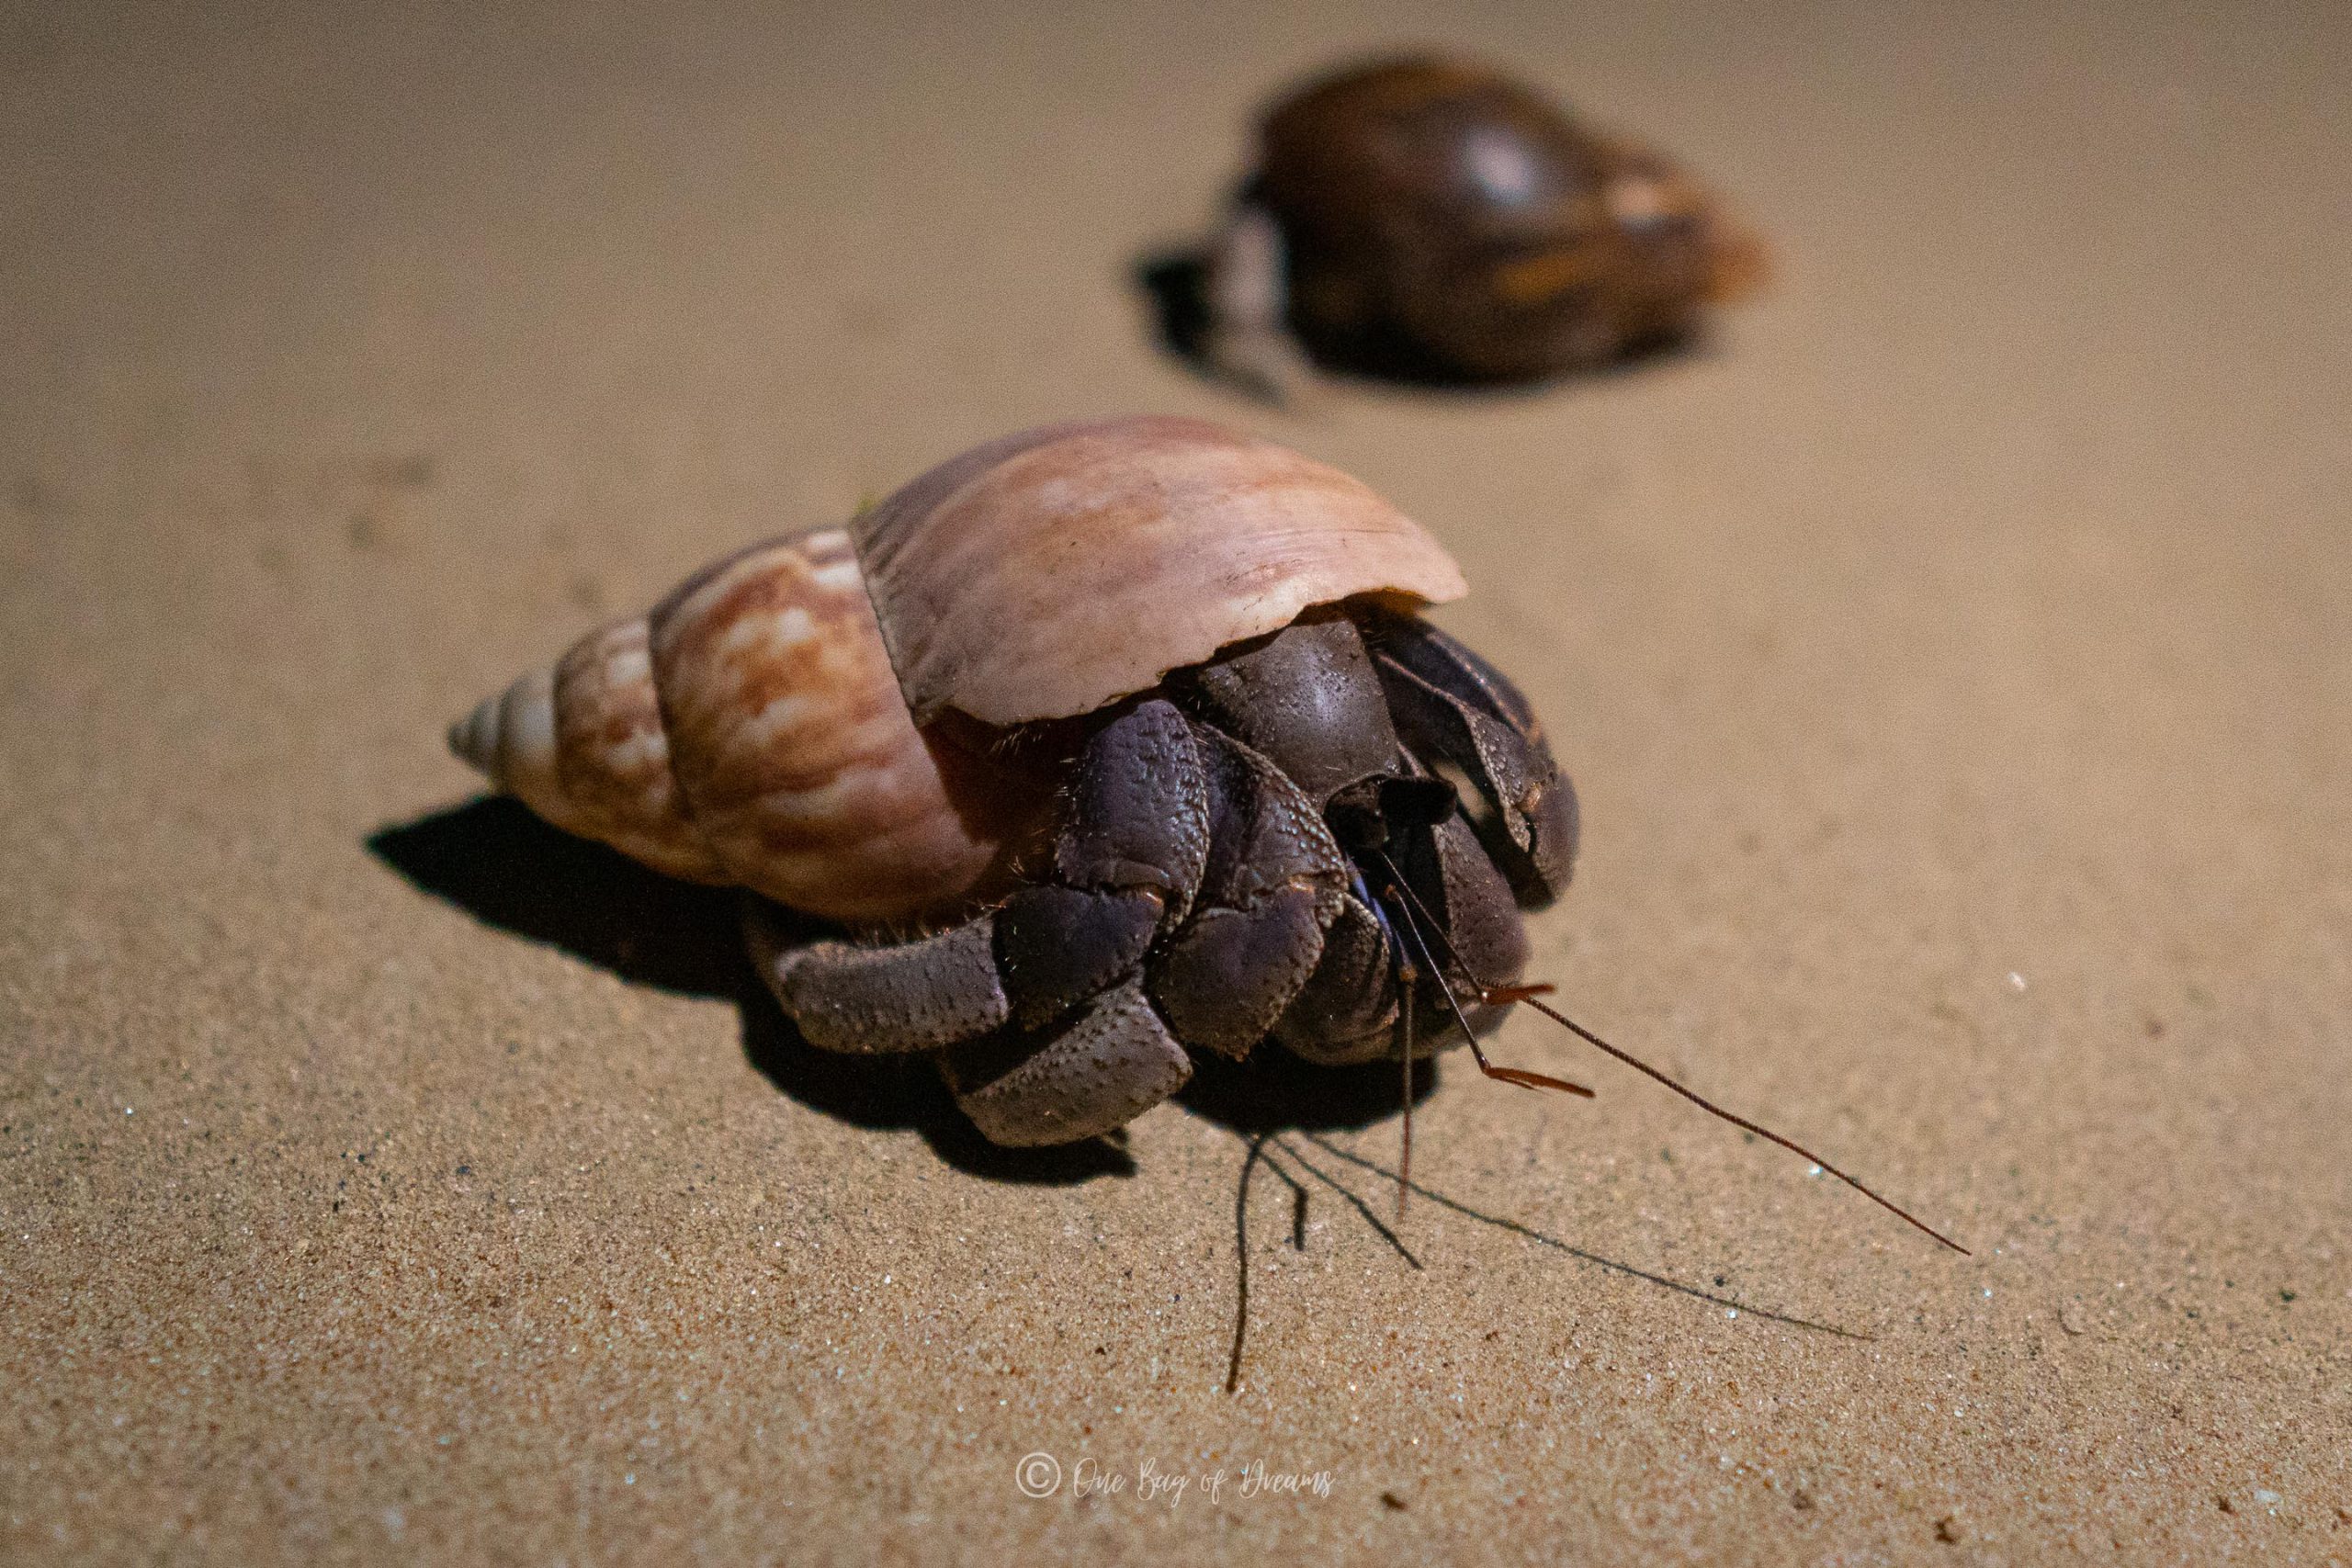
(371, 798, 1872, 1342)
(1133, 245, 1705, 400)
(367, 796, 1430, 1184)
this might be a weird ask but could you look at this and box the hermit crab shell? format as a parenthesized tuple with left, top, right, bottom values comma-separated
(854, 415, 1464, 725)
(450, 528, 1005, 923)
(1231, 55, 1770, 385)
(450, 415, 1465, 924)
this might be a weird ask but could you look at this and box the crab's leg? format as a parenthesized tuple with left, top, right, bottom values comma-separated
(1407, 813, 1533, 996)
(942, 709, 1368, 1141)
(1270, 887, 1399, 1066)
(751, 700, 1211, 1055)
(1274, 809, 1531, 1067)
(941, 980, 1194, 1147)
(747, 907, 1009, 1054)
(996, 699, 1212, 1027)
(1146, 726, 1349, 1056)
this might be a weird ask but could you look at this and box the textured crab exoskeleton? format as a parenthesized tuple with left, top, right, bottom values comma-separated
(451, 415, 1577, 1147)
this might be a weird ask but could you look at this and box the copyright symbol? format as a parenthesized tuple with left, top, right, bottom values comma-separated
(1015, 1451, 1062, 1498)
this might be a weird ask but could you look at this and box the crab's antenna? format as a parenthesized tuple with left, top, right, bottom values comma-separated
(1493, 986, 1968, 1254)
(1227, 1135, 1263, 1393)
(1395, 960, 1415, 1223)
(1375, 854, 1970, 1257)
(1374, 852, 1594, 1103)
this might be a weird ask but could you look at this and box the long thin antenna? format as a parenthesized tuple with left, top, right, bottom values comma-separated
(1380, 859, 1589, 1224)
(1375, 855, 1970, 1257)
(1396, 963, 1415, 1223)
(1497, 985, 1968, 1255)
(1226, 1139, 1315, 1395)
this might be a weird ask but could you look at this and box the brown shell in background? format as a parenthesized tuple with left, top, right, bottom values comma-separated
(1252, 55, 1769, 382)
(852, 414, 1465, 727)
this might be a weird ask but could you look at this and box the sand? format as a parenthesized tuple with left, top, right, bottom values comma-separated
(4, 2, 2348, 1562)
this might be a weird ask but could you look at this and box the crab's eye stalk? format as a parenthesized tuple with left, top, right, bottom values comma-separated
(1326, 773, 1456, 852)
(1378, 773, 1460, 831)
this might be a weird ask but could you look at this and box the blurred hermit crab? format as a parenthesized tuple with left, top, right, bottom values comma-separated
(453, 414, 1580, 1149)
(450, 416, 1961, 1249)
(1159, 54, 1770, 397)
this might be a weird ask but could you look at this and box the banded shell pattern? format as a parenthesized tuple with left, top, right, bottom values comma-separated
(451, 528, 1007, 924)
(451, 416, 1468, 927)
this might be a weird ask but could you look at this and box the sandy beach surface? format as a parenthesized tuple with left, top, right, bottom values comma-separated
(5, 2, 2348, 1562)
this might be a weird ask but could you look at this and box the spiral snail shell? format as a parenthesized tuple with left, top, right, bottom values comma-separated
(450, 414, 1464, 924)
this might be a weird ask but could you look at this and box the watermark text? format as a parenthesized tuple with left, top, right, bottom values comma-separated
(1015, 1451, 1334, 1506)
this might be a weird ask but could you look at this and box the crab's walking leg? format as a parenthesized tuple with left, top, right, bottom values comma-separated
(1271, 889, 1398, 1065)
(950, 716, 1360, 1142)
(1146, 727, 1349, 1055)
(998, 698, 1213, 1026)
(750, 694, 1379, 1146)
(747, 908, 1010, 1053)
(1274, 809, 1531, 1067)
(749, 699, 1209, 1049)
(942, 980, 1193, 1146)
(748, 700, 1226, 1145)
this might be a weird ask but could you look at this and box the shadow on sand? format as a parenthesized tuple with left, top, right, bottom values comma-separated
(368, 795, 1432, 1183)
(1131, 244, 1707, 400)
(372, 795, 1870, 1370)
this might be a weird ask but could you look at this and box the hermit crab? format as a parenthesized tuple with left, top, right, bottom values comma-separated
(451, 415, 1960, 1250)
(1164, 54, 1770, 397)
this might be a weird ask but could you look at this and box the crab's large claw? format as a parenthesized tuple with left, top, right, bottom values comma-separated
(1363, 611, 1577, 908)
